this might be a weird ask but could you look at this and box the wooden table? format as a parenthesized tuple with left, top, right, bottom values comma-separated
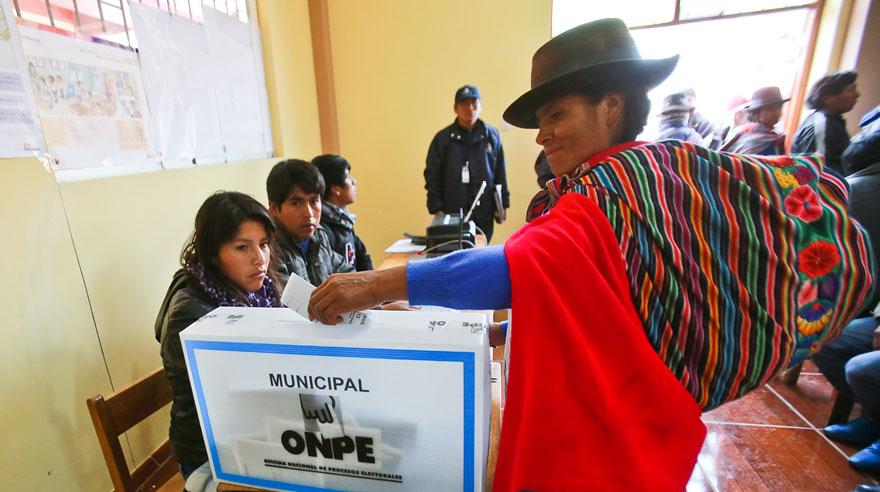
(378, 233, 487, 270)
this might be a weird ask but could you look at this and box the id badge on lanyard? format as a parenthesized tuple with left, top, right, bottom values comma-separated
(461, 161, 470, 184)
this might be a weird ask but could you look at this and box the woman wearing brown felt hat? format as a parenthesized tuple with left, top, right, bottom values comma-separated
(308, 19, 874, 491)
(720, 86, 790, 155)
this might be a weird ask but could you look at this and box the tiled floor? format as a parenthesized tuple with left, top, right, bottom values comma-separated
(690, 361, 879, 491)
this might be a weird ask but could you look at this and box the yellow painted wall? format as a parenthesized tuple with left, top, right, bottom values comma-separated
(0, 0, 320, 489)
(0, 157, 112, 488)
(328, 0, 552, 259)
(845, 0, 880, 132)
(259, 0, 322, 156)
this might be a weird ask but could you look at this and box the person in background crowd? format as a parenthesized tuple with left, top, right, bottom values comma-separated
(266, 159, 353, 286)
(705, 95, 749, 150)
(679, 87, 717, 139)
(307, 19, 875, 490)
(792, 71, 860, 174)
(312, 154, 373, 271)
(155, 191, 283, 482)
(720, 86, 789, 155)
(534, 150, 554, 188)
(424, 84, 509, 241)
(657, 92, 702, 144)
(843, 106, 880, 176)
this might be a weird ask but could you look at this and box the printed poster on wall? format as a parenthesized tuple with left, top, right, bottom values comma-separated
(203, 6, 273, 160)
(18, 26, 157, 176)
(130, 2, 225, 168)
(0, 0, 44, 157)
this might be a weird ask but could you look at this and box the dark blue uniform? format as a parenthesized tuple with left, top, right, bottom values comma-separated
(424, 119, 509, 241)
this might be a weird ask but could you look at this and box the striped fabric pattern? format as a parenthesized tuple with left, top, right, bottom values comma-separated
(528, 141, 875, 410)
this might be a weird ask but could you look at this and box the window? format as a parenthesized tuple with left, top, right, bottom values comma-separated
(552, 0, 821, 143)
(679, 0, 813, 21)
(11, 0, 249, 49)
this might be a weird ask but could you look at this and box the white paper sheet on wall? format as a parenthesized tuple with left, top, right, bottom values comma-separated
(203, 6, 273, 161)
(248, 8, 274, 156)
(130, 2, 225, 168)
(0, 0, 44, 157)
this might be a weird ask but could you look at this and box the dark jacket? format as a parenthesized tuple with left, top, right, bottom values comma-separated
(275, 222, 354, 286)
(792, 110, 850, 174)
(320, 201, 373, 271)
(424, 119, 509, 225)
(842, 117, 880, 176)
(659, 118, 703, 144)
(846, 162, 880, 309)
(154, 269, 216, 468)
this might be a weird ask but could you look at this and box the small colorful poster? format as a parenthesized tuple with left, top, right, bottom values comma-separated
(18, 26, 157, 176)
(0, 0, 44, 157)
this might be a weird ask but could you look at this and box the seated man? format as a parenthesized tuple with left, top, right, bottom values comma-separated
(266, 159, 354, 286)
(312, 154, 373, 271)
(813, 314, 880, 474)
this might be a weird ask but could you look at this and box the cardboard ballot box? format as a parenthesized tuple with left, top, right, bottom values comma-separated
(180, 307, 491, 492)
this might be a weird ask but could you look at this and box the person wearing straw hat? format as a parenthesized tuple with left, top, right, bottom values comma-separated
(720, 86, 790, 155)
(309, 19, 874, 490)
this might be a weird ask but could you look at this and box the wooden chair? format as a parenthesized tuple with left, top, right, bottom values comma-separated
(87, 367, 184, 492)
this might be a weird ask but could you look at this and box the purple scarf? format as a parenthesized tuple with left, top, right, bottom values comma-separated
(185, 259, 281, 308)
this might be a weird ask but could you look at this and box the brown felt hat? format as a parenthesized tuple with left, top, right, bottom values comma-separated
(745, 86, 790, 111)
(503, 18, 678, 128)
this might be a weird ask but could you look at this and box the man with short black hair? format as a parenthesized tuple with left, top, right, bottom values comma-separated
(424, 84, 509, 242)
(266, 159, 353, 286)
(313, 154, 373, 271)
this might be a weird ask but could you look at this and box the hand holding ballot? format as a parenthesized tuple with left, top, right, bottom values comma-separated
(308, 267, 408, 324)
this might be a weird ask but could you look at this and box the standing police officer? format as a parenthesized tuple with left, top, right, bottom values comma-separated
(424, 84, 509, 241)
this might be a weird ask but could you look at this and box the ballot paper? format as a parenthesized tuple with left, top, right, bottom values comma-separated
(180, 307, 491, 491)
(280, 274, 371, 327)
(384, 238, 425, 254)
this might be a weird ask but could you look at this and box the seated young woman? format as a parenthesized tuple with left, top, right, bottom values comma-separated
(154, 191, 283, 478)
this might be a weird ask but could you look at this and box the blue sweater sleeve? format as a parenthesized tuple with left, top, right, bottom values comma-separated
(406, 245, 511, 310)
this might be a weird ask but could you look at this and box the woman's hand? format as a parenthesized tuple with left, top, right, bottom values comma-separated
(308, 266, 408, 324)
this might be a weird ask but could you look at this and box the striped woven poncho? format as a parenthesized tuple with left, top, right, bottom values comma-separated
(719, 122, 786, 156)
(528, 140, 876, 410)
